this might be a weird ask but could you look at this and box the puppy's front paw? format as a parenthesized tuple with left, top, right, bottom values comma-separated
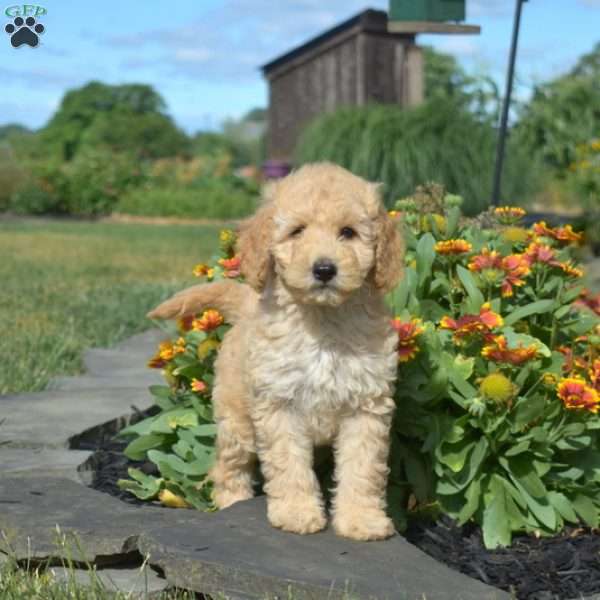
(267, 497, 326, 535)
(333, 506, 395, 541)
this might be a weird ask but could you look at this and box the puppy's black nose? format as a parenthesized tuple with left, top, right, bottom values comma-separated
(312, 259, 337, 283)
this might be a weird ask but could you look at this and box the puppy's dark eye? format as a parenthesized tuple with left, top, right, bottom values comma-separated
(290, 225, 305, 238)
(340, 226, 357, 240)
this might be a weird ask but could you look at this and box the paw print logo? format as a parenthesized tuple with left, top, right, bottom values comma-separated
(5, 16, 45, 48)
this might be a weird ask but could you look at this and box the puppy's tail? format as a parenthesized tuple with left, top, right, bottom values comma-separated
(147, 280, 256, 324)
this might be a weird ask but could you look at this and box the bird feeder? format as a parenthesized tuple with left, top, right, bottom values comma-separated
(388, 0, 480, 34)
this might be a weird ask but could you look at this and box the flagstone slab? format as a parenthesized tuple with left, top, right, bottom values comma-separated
(50, 565, 168, 596)
(0, 477, 508, 600)
(0, 388, 154, 448)
(83, 348, 157, 378)
(0, 448, 92, 482)
(111, 329, 169, 354)
(48, 373, 163, 392)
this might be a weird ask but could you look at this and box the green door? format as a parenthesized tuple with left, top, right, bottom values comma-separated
(389, 0, 466, 22)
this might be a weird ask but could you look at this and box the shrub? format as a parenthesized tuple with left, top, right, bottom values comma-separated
(295, 102, 543, 215)
(117, 174, 258, 220)
(0, 144, 27, 212)
(567, 139, 600, 212)
(9, 181, 62, 215)
(120, 198, 600, 548)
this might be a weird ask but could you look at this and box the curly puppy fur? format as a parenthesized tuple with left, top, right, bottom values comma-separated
(149, 163, 404, 540)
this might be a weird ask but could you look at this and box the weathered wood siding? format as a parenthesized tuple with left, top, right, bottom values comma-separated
(265, 27, 420, 161)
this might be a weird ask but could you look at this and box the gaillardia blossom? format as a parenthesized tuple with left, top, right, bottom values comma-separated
(482, 335, 538, 365)
(218, 255, 241, 278)
(480, 372, 515, 403)
(147, 339, 185, 369)
(192, 309, 224, 332)
(468, 249, 530, 297)
(533, 221, 583, 244)
(494, 206, 526, 224)
(193, 263, 215, 279)
(434, 239, 473, 255)
(440, 303, 503, 341)
(392, 317, 424, 362)
(557, 378, 599, 413)
(191, 378, 207, 393)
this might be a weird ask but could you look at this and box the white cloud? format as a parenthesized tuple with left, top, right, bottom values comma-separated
(577, 0, 600, 7)
(436, 37, 481, 58)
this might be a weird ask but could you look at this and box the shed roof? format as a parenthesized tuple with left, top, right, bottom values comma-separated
(261, 8, 399, 75)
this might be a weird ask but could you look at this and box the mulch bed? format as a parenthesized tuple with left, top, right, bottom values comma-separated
(80, 434, 600, 600)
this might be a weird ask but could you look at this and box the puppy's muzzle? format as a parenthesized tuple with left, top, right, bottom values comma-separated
(312, 259, 337, 283)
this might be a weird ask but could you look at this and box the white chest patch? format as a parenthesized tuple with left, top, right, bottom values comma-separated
(246, 302, 398, 418)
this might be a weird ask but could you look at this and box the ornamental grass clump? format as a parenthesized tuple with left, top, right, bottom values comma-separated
(119, 191, 600, 549)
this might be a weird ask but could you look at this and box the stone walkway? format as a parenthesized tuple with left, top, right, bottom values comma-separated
(0, 329, 510, 599)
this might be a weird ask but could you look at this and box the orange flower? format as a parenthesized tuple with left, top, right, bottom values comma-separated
(524, 242, 561, 267)
(392, 317, 424, 363)
(434, 239, 473, 255)
(440, 303, 503, 341)
(218, 255, 241, 278)
(481, 335, 538, 365)
(468, 248, 502, 272)
(532, 221, 583, 244)
(559, 262, 584, 278)
(388, 210, 401, 219)
(499, 254, 531, 297)
(557, 377, 599, 413)
(148, 339, 184, 369)
(192, 309, 224, 332)
(191, 378, 207, 393)
(494, 206, 526, 224)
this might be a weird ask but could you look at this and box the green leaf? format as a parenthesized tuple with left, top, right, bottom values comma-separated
(512, 395, 547, 430)
(123, 433, 167, 461)
(548, 492, 579, 524)
(456, 265, 484, 312)
(504, 300, 555, 326)
(439, 439, 475, 473)
(501, 454, 547, 498)
(457, 476, 482, 525)
(505, 440, 530, 457)
(482, 476, 512, 548)
(149, 385, 172, 399)
(572, 495, 599, 528)
(416, 233, 436, 289)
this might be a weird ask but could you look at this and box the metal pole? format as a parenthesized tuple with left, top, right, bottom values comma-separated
(491, 0, 527, 207)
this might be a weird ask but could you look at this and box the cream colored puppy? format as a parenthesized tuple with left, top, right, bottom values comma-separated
(149, 163, 403, 540)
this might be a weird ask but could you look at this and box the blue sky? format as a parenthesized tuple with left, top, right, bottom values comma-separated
(1, 0, 599, 133)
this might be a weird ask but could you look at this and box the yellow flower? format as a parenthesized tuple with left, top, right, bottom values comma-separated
(501, 227, 530, 244)
(434, 239, 473, 255)
(392, 317, 424, 363)
(480, 373, 514, 403)
(220, 229, 235, 244)
(159, 489, 190, 509)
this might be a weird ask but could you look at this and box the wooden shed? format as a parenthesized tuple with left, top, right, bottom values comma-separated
(261, 9, 424, 164)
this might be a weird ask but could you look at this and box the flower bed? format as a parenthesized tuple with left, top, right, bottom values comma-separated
(118, 186, 600, 551)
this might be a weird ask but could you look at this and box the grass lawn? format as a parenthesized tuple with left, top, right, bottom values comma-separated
(0, 217, 222, 395)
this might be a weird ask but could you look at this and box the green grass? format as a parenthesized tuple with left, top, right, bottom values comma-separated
(0, 218, 222, 395)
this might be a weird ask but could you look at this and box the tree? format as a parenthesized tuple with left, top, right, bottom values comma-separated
(40, 81, 189, 160)
(516, 42, 600, 173)
(423, 47, 500, 117)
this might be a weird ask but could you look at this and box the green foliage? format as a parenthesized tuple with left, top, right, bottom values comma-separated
(118, 180, 257, 220)
(0, 143, 28, 211)
(295, 101, 541, 215)
(40, 81, 188, 160)
(516, 42, 600, 175)
(121, 196, 600, 549)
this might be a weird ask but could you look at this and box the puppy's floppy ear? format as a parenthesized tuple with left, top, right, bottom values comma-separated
(370, 184, 404, 294)
(237, 187, 277, 291)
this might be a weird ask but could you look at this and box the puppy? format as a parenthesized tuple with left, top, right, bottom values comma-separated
(149, 163, 404, 540)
